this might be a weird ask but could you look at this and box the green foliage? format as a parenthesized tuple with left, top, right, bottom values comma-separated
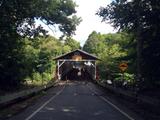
(0, 0, 81, 36)
(62, 45, 72, 53)
(83, 31, 106, 56)
(65, 37, 80, 51)
(20, 35, 79, 86)
(97, 0, 160, 87)
(114, 73, 134, 83)
(83, 31, 134, 80)
(0, 0, 81, 90)
(32, 72, 42, 82)
(22, 36, 60, 82)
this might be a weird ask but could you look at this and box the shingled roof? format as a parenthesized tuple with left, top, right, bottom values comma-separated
(54, 49, 100, 60)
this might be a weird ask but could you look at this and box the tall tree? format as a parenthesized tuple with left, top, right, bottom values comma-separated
(0, 0, 81, 89)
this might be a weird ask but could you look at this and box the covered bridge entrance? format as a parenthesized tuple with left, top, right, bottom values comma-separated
(54, 49, 99, 81)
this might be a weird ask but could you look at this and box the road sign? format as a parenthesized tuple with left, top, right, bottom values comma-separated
(72, 55, 82, 61)
(119, 62, 128, 72)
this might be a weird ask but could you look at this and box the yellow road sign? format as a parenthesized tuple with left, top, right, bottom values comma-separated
(72, 55, 82, 61)
(119, 63, 128, 72)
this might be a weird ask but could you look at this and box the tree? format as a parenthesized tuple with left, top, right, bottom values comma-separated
(0, 0, 81, 89)
(83, 31, 132, 80)
(97, 0, 160, 87)
(83, 31, 106, 56)
(64, 37, 80, 51)
(22, 35, 69, 85)
(0, 0, 81, 36)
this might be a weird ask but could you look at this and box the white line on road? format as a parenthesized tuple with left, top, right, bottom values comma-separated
(25, 84, 65, 120)
(87, 84, 135, 120)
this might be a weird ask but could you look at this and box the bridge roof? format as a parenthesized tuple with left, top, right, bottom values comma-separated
(54, 49, 100, 60)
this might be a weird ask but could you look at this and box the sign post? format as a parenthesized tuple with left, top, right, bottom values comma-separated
(119, 62, 128, 72)
(119, 62, 128, 83)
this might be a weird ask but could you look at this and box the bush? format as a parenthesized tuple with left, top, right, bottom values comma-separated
(32, 72, 42, 81)
(42, 72, 52, 81)
(114, 72, 134, 82)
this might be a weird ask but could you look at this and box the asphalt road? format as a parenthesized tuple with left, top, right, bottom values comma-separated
(8, 81, 140, 120)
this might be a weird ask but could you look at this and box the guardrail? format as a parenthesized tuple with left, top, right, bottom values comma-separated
(96, 80, 160, 107)
(0, 80, 59, 108)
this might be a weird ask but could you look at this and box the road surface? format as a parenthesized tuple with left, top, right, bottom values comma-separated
(9, 81, 141, 120)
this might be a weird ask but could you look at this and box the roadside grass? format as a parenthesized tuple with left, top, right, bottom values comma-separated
(0, 79, 53, 96)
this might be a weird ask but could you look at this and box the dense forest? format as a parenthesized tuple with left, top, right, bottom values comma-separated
(96, 0, 160, 91)
(83, 31, 136, 86)
(0, 0, 81, 90)
(83, 0, 160, 91)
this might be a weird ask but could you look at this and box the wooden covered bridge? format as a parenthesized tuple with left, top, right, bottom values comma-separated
(54, 49, 99, 81)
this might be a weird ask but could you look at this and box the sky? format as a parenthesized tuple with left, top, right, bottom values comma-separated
(73, 0, 116, 46)
(36, 0, 116, 46)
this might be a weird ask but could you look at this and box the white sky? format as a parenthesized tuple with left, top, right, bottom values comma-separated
(73, 0, 116, 46)
(36, 0, 116, 46)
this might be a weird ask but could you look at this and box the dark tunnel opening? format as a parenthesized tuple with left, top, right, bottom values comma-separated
(61, 68, 93, 81)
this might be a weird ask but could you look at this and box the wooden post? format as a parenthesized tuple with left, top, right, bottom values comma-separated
(57, 60, 60, 80)
(90, 61, 97, 80)
(95, 64, 96, 79)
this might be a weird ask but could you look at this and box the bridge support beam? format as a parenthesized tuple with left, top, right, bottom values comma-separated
(57, 60, 60, 80)
(57, 60, 66, 80)
(95, 62, 96, 79)
(92, 61, 96, 80)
